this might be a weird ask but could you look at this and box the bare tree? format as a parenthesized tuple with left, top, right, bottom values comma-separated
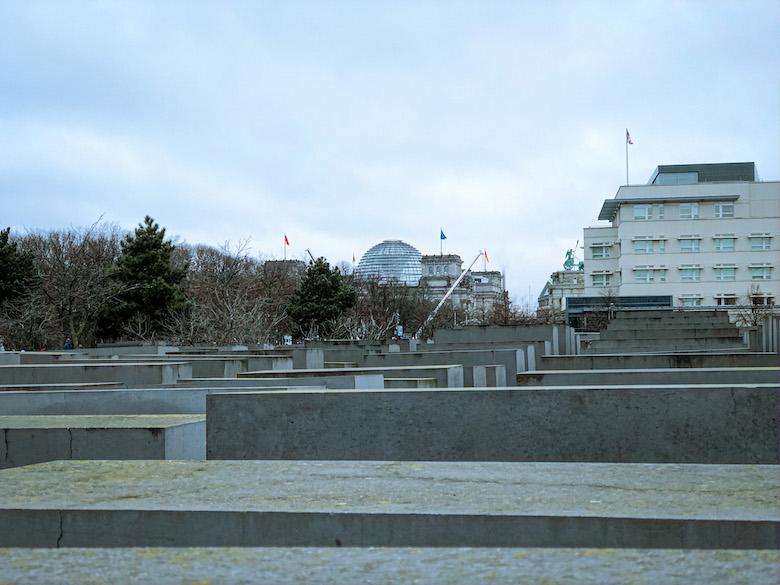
(167, 242, 298, 345)
(17, 222, 124, 347)
(733, 284, 776, 327)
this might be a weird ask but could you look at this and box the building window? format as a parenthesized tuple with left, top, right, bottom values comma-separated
(749, 236, 771, 251)
(634, 269, 652, 283)
(679, 203, 699, 219)
(714, 237, 736, 252)
(591, 274, 610, 287)
(714, 267, 736, 282)
(750, 266, 772, 280)
(715, 295, 738, 306)
(751, 295, 776, 306)
(679, 296, 703, 307)
(655, 204, 665, 219)
(634, 268, 666, 283)
(633, 205, 652, 220)
(654, 171, 698, 185)
(714, 203, 735, 218)
(633, 240, 653, 254)
(591, 245, 610, 259)
(679, 268, 701, 282)
(679, 238, 700, 253)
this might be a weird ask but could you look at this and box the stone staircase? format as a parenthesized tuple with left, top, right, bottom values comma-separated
(584, 310, 748, 354)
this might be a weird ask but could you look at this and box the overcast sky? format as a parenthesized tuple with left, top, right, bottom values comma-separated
(2, 1, 779, 304)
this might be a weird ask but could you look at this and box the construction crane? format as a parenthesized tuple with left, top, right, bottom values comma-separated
(414, 250, 485, 339)
(305, 248, 315, 263)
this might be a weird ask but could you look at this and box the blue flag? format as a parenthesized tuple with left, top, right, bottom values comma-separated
(440, 229, 447, 240)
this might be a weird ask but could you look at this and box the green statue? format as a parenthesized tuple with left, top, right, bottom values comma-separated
(563, 249, 575, 271)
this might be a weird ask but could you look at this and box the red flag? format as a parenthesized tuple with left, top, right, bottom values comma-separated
(484, 250, 490, 263)
(626, 129, 634, 145)
(284, 234, 290, 246)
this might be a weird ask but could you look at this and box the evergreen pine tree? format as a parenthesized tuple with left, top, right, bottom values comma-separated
(107, 216, 187, 336)
(0, 227, 36, 304)
(286, 257, 356, 337)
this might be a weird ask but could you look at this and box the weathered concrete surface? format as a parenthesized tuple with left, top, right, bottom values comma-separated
(0, 382, 123, 392)
(0, 460, 776, 548)
(59, 356, 248, 379)
(0, 362, 192, 387)
(0, 415, 205, 468)
(0, 548, 776, 584)
(540, 352, 780, 370)
(362, 349, 522, 386)
(432, 325, 569, 352)
(383, 377, 437, 389)
(516, 367, 780, 386)
(240, 365, 464, 388)
(0, 386, 324, 415)
(206, 386, 780, 464)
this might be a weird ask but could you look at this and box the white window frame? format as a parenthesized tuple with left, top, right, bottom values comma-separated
(679, 267, 702, 282)
(714, 203, 735, 218)
(749, 236, 771, 251)
(679, 238, 701, 253)
(633, 205, 652, 220)
(591, 245, 610, 259)
(714, 237, 736, 252)
(715, 295, 738, 306)
(714, 267, 736, 282)
(634, 269, 653, 283)
(633, 240, 653, 254)
(679, 295, 703, 307)
(750, 266, 772, 280)
(679, 203, 699, 219)
(591, 273, 611, 287)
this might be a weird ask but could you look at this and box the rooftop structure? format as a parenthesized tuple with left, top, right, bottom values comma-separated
(355, 240, 422, 286)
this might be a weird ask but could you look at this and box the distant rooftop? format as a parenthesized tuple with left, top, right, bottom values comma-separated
(598, 162, 760, 221)
(648, 162, 757, 185)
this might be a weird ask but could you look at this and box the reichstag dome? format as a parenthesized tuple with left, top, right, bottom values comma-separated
(355, 240, 422, 286)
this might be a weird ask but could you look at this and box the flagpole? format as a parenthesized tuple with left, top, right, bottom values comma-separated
(625, 137, 629, 185)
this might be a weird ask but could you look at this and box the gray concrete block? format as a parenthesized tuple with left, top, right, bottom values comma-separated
(206, 386, 780, 464)
(0, 460, 776, 548)
(0, 362, 192, 386)
(517, 367, 780, 386)
(240, 365, 464, 389)
(539, 352, 780, 370)
(383, 378, 437, 389)
(0, 548, 776, 584)
(0, 415, 205, 468)
(363, 349, 523, 386)
(0, 386, 325, 415)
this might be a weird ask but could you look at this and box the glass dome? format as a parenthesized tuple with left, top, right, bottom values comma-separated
(355, 240, 422, 286)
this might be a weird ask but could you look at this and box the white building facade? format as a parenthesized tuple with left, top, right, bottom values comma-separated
(583, 162, 778, 308)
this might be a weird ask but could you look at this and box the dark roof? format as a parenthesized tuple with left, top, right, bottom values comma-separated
(649, 162, 756, 184)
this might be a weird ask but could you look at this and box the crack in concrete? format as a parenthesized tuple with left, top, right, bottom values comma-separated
(730, 388, 738, 416)
(56, 511, 64, 548)
(3, 428, 8, 462)
(67, 428, 73, 459)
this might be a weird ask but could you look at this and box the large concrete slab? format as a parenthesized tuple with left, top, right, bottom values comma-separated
(0, 362, 192, 386)
(517, 367, 780, 386)
(59, 356, 248, 379)
(206, 386, 780, 464)
(540, 352, 779, 370)
(0, 415, 205, 468)
(192, 374, 385, 390)
(362, 349, 521, 386)
(0, 382, 123, 392)
(0, 548, 776, 584)
(0, 460, 776, 548)
(240, 365, 464, 388)
(0, 386, 324, 415)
